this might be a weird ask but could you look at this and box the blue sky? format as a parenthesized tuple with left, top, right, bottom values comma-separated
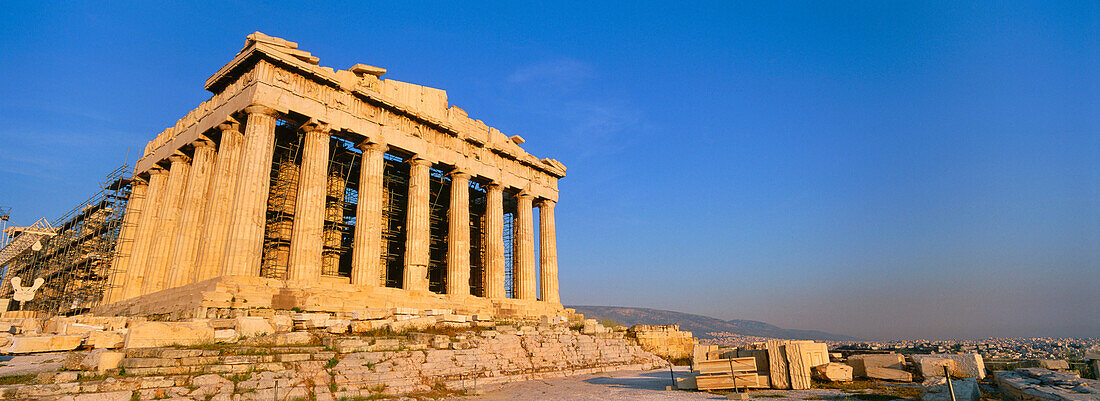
(0, 1, 1096, 340)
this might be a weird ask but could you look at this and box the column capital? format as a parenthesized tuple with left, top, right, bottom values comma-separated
(217, 117, 241, 133)
(450, 170, 471, 180)
(148, 166, 168, 175)
(536, 198, 556, 208)
(192, 139, 215, 149)
(300, 119, 330, 134)
(169, 154, 192, 164)
(243, 104, 279, 118)
(130, 176, 149, 186)
(356, 139, 388, 153)
(516, 191, 535, 200)
(408, 157, 432, 167)
(485, 181, 503, 190)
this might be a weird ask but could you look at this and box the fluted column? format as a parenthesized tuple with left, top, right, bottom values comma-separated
(287, 120, 330, 283)
(222, 105, 279, 277)
(103, 177, 147, 304)
(446, 171, 471, 295)
(121, 168, 167, 299)
(141, 155, 191, 295)
(514, 192, 536, 300)
(350, 139, 387, 286)
(165, 141, 216, 289)
(194, 119, 243, 282)
(538, 199, 560, 304)
(403, 157, 432, 291)
(484, 183, 505, 298)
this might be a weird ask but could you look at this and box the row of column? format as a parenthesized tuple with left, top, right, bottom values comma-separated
(108, 105, 559, 305)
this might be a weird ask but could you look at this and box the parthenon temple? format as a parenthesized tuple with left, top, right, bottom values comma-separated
(90, 32, 567, 318)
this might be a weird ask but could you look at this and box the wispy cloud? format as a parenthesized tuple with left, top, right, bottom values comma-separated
(507, 58, 594, 86)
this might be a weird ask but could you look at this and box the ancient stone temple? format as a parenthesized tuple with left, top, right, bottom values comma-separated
(97, 32, 566, 319)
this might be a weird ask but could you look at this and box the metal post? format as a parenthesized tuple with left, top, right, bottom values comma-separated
(728, 353, 740, 394)
(666, 342, 676, 390)
(944, 365, 956, 401)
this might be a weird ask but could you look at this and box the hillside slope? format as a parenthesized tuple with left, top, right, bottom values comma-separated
(569, 305, 860, 341)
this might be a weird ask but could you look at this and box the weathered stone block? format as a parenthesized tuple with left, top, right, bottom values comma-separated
(921, 377, 979, 401)
(866, 366, 913, 382)
(813, 362, 854, 382)
(351, 309, 389, 320)
(214, 329, 239, 343)
(89, 331, 125, 349)
(911, 354, 985, 379)
(124, 321, 213, 348)
(234, 317, 273, 338)
(325, 319, 350, 334)
(3, 335, 83, 354)
(847, 353, 905, 377)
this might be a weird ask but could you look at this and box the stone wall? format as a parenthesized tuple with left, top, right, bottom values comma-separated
(626, 324, 696, 362)
(0, 310, 665, 400)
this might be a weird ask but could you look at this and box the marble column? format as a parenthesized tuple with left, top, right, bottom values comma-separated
(403, 157, 432, 291)
(221, 105, 279, 277)
(287, 120, 330, 283)
(194, 119, 243, 282)
(165, 141, 216, 289)
(446, 171, 471, 295)
(513, 192, 536, 300)
(103, 177, 147, 304)
(121, 168, 167, 300)
(141, 154, 191, 295)
(538, 199, 560, 304)
(350, 139, 387, 286)
(483, 183, 505, 299)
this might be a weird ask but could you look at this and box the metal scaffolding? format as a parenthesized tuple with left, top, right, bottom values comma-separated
(0, 165, 134, 314)
(322, 135, 359, 277)
(262, 119, 303, 279)
(381, 152, 409, 288)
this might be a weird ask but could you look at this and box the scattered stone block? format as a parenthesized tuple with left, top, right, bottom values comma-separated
(3, 335, 83, 353)
(213, 329, 239, 343)
(847, 353, 906, 377)
(66, 323, 106, 336)
(234, 317, 274, 338)
(89, 331, 124, 349)
(766, 340, 792, 390)
(272, 331, 313, 346)
(866, 366, 913, 382)
(911, 354, 985, 379)
(271, 315, 292, 332)
(921, 376, 979, 401)
(351, 309, 389, 320)
(813, 362, 854, 382)
(442, 314, 468, 323)
(80, 349, 124, 373)
(351, 318, 392, 333)
(422, 309, 451, 316)
(391, 307, 418, 316)
(325, 319, 350, 334)
(124, 321, 214, 348)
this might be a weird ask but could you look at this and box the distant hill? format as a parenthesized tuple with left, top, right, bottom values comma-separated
(569, 305, 860, 341)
